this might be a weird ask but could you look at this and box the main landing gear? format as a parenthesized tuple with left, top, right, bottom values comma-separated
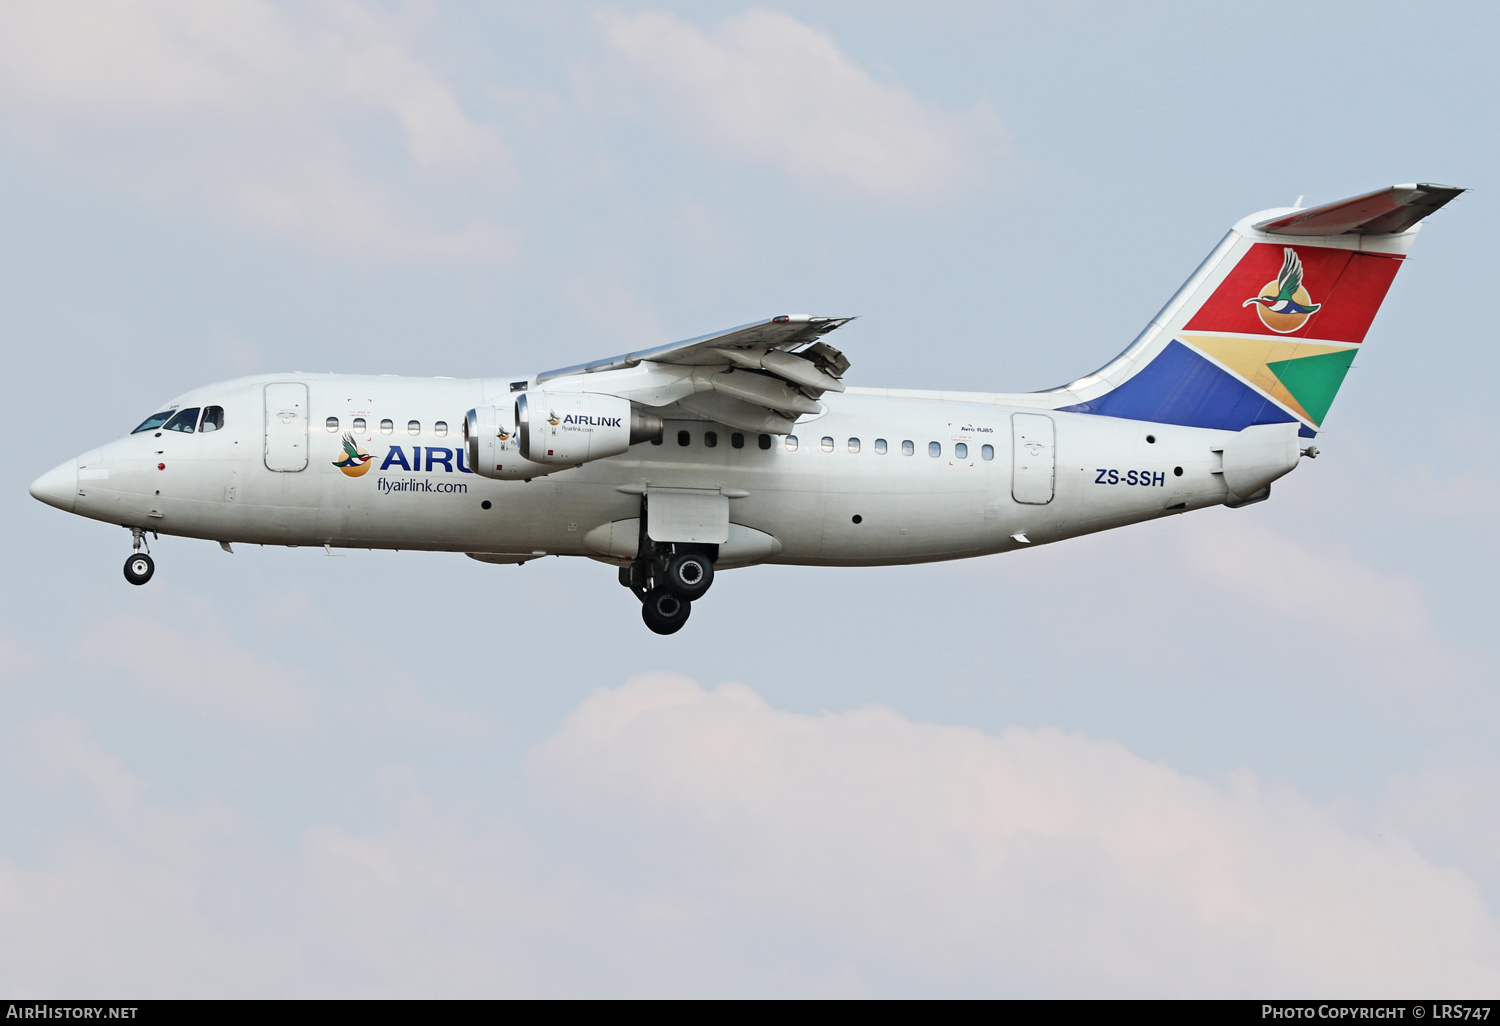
(620, 545, 717, 635)
(641, 588, 691, 634)
(123, 527, 155, 586)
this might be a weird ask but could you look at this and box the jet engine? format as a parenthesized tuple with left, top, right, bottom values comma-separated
(465, 392, 662, 480)
(516, 391, 662, 465)
(465, 403, 547, 480)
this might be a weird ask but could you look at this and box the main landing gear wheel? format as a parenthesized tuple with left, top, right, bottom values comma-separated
(123, 552, 155, 586)
(663, 551, 714, 601)
(641, 588, 691, 635)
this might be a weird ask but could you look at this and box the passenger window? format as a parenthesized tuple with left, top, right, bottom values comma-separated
(731, 432, 744, 449)
(380, 419, 393, 434)
(651, 435, 663, 445)
(955, 442, 968, 459)
(164, 408, 200, 433)
(435, 421, 448, 437)
(848, 437, 860, 453)
(408, 420, 421, 435)
(199, 406, 225, 432)
(786, 435, 799, 451)
(902, 440, 914, 456)
(875, 438, 887, 454)
(982, 444, 994, 460)
(759, 434, 772, 450)
(677, 430, 691, 446)
(704, 431, 718, 448)
(132, 411, 174, 434)
(326, 416, 339, 432)
(821, 436, 834, 452)
(352, 417, 366, 432)
(929, 442, 940, 457)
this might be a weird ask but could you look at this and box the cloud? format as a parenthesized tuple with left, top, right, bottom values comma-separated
(1178, 515, 1434, 649)
(0, 717, 295, 996)
(11, 715, 146, 821)
(1382, 763, 1500, 904)
(597, 9, 1004, 201)
(1172, 513, 1492, 714)
(77, 611, 316, 730)
(4, 678, 1499, 996)
(531, 674, 1500, 996)
(0, 0, 509, 258)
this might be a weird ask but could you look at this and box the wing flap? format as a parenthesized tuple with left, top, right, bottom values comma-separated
(533, 314, 854, 433)
(536, 315, 853, 383)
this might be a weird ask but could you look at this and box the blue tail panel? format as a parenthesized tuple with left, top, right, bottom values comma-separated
(1057, 340, 1297, 432)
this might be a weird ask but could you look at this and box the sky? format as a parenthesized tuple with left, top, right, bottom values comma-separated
(1, 0, 1498, 998)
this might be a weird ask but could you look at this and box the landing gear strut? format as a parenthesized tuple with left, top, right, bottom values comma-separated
(123, 527, 155, 586)
(620, 542, 717, 635)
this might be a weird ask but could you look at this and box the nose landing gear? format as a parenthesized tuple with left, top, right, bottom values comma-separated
(122, 527, 156, 586)
(124, 552, 155, 585)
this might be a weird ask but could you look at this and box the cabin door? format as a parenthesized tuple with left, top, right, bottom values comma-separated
(1011, 413, 1055, 505)
(264, 382, 309, 472)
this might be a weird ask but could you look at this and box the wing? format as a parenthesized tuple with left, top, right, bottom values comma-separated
(531, 315, 855, 434)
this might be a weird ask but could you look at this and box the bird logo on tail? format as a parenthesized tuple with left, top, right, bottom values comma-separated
(1244, 247, 1322, 333)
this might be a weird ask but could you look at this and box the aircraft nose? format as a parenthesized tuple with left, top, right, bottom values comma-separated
(30, 459, 78, 514)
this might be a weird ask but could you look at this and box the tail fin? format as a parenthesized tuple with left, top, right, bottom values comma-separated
(1054, 184, 1464, 437)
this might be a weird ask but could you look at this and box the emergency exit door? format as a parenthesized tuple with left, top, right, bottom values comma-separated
(264, 382, 309, 472)
(1012, 413, 1055, 504)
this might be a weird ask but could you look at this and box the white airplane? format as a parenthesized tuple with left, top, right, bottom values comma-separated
(30, 184, 1463, 634)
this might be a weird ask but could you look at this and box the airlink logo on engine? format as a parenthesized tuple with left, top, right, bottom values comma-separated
(559, 414, 621, 428)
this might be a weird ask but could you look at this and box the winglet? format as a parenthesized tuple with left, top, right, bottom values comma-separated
(1254, 183, 1465, 237)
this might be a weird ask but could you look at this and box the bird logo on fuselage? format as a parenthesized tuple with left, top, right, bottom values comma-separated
(333, 433, 373, 477)
(1243, 247, 1322, 333)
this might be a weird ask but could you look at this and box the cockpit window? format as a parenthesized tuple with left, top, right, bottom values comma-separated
(163, 408, 200, 433)
(199, 406, 225, 432)
(132, 411, 173, 434)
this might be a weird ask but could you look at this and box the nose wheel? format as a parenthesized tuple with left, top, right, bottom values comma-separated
(122, 526, 156, 586)
(124, 552, 155, 585)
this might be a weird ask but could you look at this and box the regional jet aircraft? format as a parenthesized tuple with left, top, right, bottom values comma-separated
(30, 184, 1463, 633)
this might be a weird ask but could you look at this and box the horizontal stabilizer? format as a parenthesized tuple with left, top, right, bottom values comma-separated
(1254, 184, 1464, 236)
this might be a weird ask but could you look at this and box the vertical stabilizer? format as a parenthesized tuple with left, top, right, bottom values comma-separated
(1051, 184, 1463, 436)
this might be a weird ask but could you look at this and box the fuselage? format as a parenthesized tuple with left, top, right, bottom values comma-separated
(33, 372, 1246, 567)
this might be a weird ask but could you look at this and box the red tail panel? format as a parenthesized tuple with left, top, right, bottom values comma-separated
(1183, 243, 1403, 344)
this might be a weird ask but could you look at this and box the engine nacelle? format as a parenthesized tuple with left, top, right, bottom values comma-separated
(516, 391, 662, 465)
(465, 393, 663, 479)
(465, 404, 553, 480)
